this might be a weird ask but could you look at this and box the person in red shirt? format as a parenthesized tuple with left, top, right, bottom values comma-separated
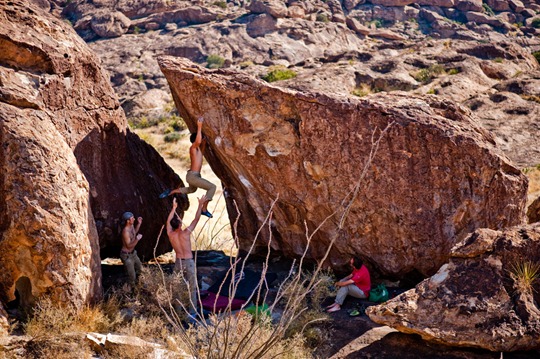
(326, 257, 371, 313)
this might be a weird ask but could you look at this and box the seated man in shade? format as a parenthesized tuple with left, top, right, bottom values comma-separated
(326, 257, 371, 313)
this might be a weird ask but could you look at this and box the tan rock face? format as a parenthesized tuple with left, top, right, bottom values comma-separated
(367, 224, 540, 351)
(0, 106, 102, 306)
(0, 0, 182, 306)
(0, 302, 8, 337)
(159, 56, 527, 277)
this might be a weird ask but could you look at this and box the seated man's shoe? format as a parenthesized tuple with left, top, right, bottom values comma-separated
(159, 189, 171, 199)
(201, 210, 213, 218)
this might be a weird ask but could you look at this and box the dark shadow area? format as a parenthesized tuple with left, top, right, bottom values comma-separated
(74, 126, 184, 260)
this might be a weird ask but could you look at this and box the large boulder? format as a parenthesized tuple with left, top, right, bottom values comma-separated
(0, 0, 183, 306)
(158, 56, 527, 277)
(0, 104, 102, 307)
(90, 10, 131, 38)
(247, 0, 289, 18)
(367, 223, 540, 351)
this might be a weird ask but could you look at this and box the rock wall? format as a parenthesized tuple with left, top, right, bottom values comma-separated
(0, 0, 183, 307)
(367, 224, 540, 351)
(159, 56, 527, 277)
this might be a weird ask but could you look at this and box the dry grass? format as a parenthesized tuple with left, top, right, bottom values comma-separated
(351, 83, 374, 97)
(22, 298, 116, 358)
(183, 314, 312, 359)
(24, 336, 94, 359)
(24, 298, 118, 338)
(118, 316, 169, 342)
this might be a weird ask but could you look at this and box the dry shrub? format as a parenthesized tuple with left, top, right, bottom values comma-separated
(24, 298, 117, 337)
(137, 266, 191, 320)
(24, 336, 93, 359)
(276, 269, 333, 343)
(118, 315, 169, 342)
(183, 313, 312, 359)
(102, 344, 153, 359)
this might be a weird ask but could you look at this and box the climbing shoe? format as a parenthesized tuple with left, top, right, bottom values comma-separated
(201, 210, 213, 218)
(159, 189, 171, 199)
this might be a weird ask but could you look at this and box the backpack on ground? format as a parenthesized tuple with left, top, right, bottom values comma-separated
(368, 283, 389, 303)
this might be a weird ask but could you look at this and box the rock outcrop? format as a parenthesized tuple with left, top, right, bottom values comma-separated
(0, 0, 182, 307)
(367, 223, 540, 351)
(159, 56, 527, 277)
(527, 196, 540, 223)
(0, 103, 102, 307)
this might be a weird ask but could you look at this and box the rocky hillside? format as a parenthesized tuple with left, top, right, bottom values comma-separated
(41, 0, 540, 168)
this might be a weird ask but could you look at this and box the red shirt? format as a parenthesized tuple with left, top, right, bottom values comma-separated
(351, 265, 371, 296)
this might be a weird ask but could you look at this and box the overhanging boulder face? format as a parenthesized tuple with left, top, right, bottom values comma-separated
(159, 56, 527, 277)
(367, 224, 540, 351)
(0, 0, 182, 307)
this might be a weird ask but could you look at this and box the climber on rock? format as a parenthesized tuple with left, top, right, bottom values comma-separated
(160, 117, 216, 218)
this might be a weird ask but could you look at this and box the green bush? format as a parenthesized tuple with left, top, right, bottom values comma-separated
(213, 1, 227, 9)
(168, 115, 185, 131)
(533, 51, 540, 64)
(412, 64, 445, 83)
(316, 13, 329, 23)
(448, 68, 460, 75)
(164, 132, 181, 143)
(262, 67, 297, 82)
(532, 18, 540, 29)
(351, 84, 372, 97)
(206, 54, 225, 69)
(366, 19, 383, 28)
(482, 3, 495, 16)
(130, 116, 158, 129)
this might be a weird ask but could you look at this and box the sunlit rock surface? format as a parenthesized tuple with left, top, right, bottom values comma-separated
(159, 56, 527, 277)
